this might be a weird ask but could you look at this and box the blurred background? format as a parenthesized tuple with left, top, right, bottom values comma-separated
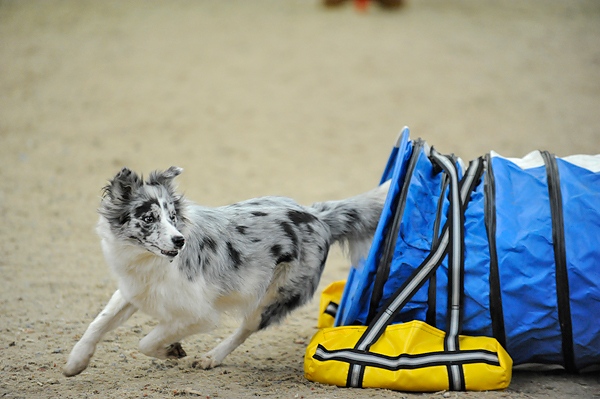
(1, 1, 599, 398)
(2, 1, 599, 204)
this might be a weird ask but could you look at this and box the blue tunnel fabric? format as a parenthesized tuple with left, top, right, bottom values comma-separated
(336, 129, 600, 370)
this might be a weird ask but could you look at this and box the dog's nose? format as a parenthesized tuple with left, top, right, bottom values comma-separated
(172, 236, 185, 249)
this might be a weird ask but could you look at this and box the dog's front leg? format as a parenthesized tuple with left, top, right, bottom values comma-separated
(63, 289, 137, 377)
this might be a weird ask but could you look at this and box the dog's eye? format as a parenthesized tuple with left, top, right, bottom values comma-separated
(170, 214, 177, 222)
(143, 215, 155, 224)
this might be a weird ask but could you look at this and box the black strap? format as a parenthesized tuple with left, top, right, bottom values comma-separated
(483, 154, 507, 350)
(426, 174, 449, 327)
(540, 151, 577, 373)
(342, 152, 484, 389)
(367, 140, 425, 324)
(434, 154, 484, 391)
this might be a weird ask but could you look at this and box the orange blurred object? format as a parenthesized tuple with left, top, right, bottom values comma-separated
(322, 0, 404, 9)
(354, 0, 370, 12)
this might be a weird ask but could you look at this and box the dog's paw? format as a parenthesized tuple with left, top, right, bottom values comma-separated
(63, 359, 88, 377)
(63, 343, 95, 377)
(139, 337, 186, 360)
(166, 342, 187, 359)
(191, 354, 221, 370)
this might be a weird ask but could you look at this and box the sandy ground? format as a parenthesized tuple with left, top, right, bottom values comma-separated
(1, 1, 600, 398)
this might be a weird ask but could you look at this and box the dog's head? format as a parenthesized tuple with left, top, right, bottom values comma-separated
(99, 166, 189, 258)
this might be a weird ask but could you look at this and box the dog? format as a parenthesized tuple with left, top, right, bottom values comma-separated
(63, 166, 390, 376)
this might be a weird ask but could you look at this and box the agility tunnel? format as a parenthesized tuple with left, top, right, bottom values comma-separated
(305, 127, 600, 391)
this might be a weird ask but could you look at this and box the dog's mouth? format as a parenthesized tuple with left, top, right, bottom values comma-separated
(161, 250, 179, 258)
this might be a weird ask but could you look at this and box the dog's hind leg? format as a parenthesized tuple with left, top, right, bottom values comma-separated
(193, 315, 261, 370)
(194, 289, 304, 370)
(63, 289, 137, 377)
(195, 278, 317, 369)
(138, 320, 212, 361)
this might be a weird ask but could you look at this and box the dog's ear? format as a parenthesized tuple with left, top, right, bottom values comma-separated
(146, 166, 183, 190)
(103, 167, 143, 202)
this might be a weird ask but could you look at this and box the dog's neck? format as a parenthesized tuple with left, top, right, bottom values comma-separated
(96, 216, 172, 275)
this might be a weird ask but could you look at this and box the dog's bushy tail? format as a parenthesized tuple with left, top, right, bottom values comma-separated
(311, 180, 390, 266)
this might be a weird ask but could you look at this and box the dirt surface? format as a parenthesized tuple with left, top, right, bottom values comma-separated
(1, 1, 600, 398)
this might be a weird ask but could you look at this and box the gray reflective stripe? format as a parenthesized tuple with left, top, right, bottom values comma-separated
(429, 150, 462, 353)
(431, 154, 482, 391)
(356, 232, 450, 351)
(349, 361, 362, 387)
(450, 364, 462, 388)
(416, 152, 483, 355)
(350, 230, 451, 386)
(316, 346, 499, 370)
(434, 155, 482, 391)
(325, 302, 338, 317)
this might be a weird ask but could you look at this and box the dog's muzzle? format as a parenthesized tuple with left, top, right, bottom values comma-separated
(162, 236, 185, 257)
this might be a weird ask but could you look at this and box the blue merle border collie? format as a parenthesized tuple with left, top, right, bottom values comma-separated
(64, 166, 390, 376)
